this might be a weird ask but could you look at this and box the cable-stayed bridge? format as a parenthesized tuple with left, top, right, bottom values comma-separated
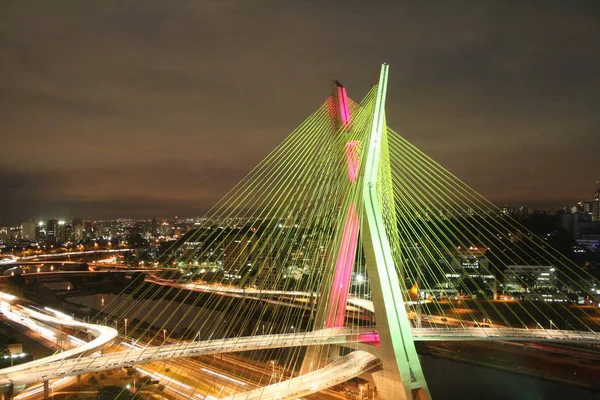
(1, 64, 599, 400)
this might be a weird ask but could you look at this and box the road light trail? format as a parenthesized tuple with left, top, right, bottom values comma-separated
(221, 351, 378, 400)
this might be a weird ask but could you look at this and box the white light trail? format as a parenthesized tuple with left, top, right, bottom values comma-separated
(136, 367, 192, 389)
(200, 368, 247, 386)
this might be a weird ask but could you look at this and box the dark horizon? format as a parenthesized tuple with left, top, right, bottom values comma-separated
(0, 197, 589, 227)
(2, 2, 599, 225)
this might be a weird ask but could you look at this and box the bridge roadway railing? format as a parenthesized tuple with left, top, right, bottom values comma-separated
(412, 327, 600, 343)
(0, 328, 364, 386)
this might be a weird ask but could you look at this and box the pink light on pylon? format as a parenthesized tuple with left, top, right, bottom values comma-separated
(324, 83, 359, 329)
(337, 86, 350, 126)
(333, 204, 359, 327)
(345, 141, 359, 183)
(325, 204, 359, 328)
(358, 333, 381, 346)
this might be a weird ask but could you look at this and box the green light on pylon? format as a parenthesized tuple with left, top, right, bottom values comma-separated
(361, 64, 431, 400)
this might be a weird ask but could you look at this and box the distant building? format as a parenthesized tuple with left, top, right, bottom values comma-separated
(73, 218, 84, 242)
(593, 186, 600, 222)
(158, 222, 171, 237)
(20, 221, 36, 240)
(0, 226, 8, 242)
(560, 212, 592, 239)
(504, 265, 557, 292)
(577, 234, 600, 252)
(222, 233, 251, 275)
(151, 219, 158, 237)
(59, 222, 73, 243)
(584, 200, 593, 214)
(445, 247, 493, 280)
(46, 219, 59, 243)
(501, 205, 513, 215)
(518, 206, 529, 215)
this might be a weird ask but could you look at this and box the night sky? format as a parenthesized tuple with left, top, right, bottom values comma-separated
(1, 1, 599, 224)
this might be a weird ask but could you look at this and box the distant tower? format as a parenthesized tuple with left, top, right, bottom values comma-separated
(73, 218, 84, 242)
(593, 182, 600, 222)
(20, 220, 37, 240)
(46, 219, 59, 243)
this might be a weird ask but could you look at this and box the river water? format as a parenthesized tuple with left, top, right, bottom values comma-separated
(421, 354, 598, 400)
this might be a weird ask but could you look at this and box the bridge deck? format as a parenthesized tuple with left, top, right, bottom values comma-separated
(1, 326, 599, 386)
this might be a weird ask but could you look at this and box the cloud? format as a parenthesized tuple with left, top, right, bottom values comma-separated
(0, 1, 599, 223)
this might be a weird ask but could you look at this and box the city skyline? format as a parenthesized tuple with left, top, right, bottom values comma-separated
(1, 1, 599, 224)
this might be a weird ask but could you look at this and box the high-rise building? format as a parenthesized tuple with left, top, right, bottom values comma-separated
(46, 219, 59, 243)
(0, 226, 8, 242)
(36, 222, 46, 242)
(59, 222, 73, 243)
(593, 184, 600, 222)
(84, 221, 93, 239)
(222, 233, 251, 275)
(21, 221, 36, 240)
(73, 218, 84, 242)
(93, 222, 103, 239)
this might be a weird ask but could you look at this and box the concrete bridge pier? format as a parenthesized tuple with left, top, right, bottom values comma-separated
(0, 384, 14, 400)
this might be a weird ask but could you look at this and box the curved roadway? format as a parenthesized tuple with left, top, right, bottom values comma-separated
(2, 289, 600, 399)
(0, 296, 117, 377)
(2, 325, 599, 387)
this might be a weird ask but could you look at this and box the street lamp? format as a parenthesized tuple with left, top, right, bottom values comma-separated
(163, 329, 167, 342)
(549, 319, 553, 330)
(124, 318, 128, 341)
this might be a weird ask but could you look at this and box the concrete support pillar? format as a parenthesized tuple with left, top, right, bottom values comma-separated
(493, 279, 498, 301)
(77, 375, 81, 385)
(1, 384, 14, 400)
(43, 381, 49, 400)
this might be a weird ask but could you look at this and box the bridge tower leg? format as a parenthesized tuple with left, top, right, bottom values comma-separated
(323, 81, 360, 330)
(301, 81, 359, 374)
(361, 64, 431, 400)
